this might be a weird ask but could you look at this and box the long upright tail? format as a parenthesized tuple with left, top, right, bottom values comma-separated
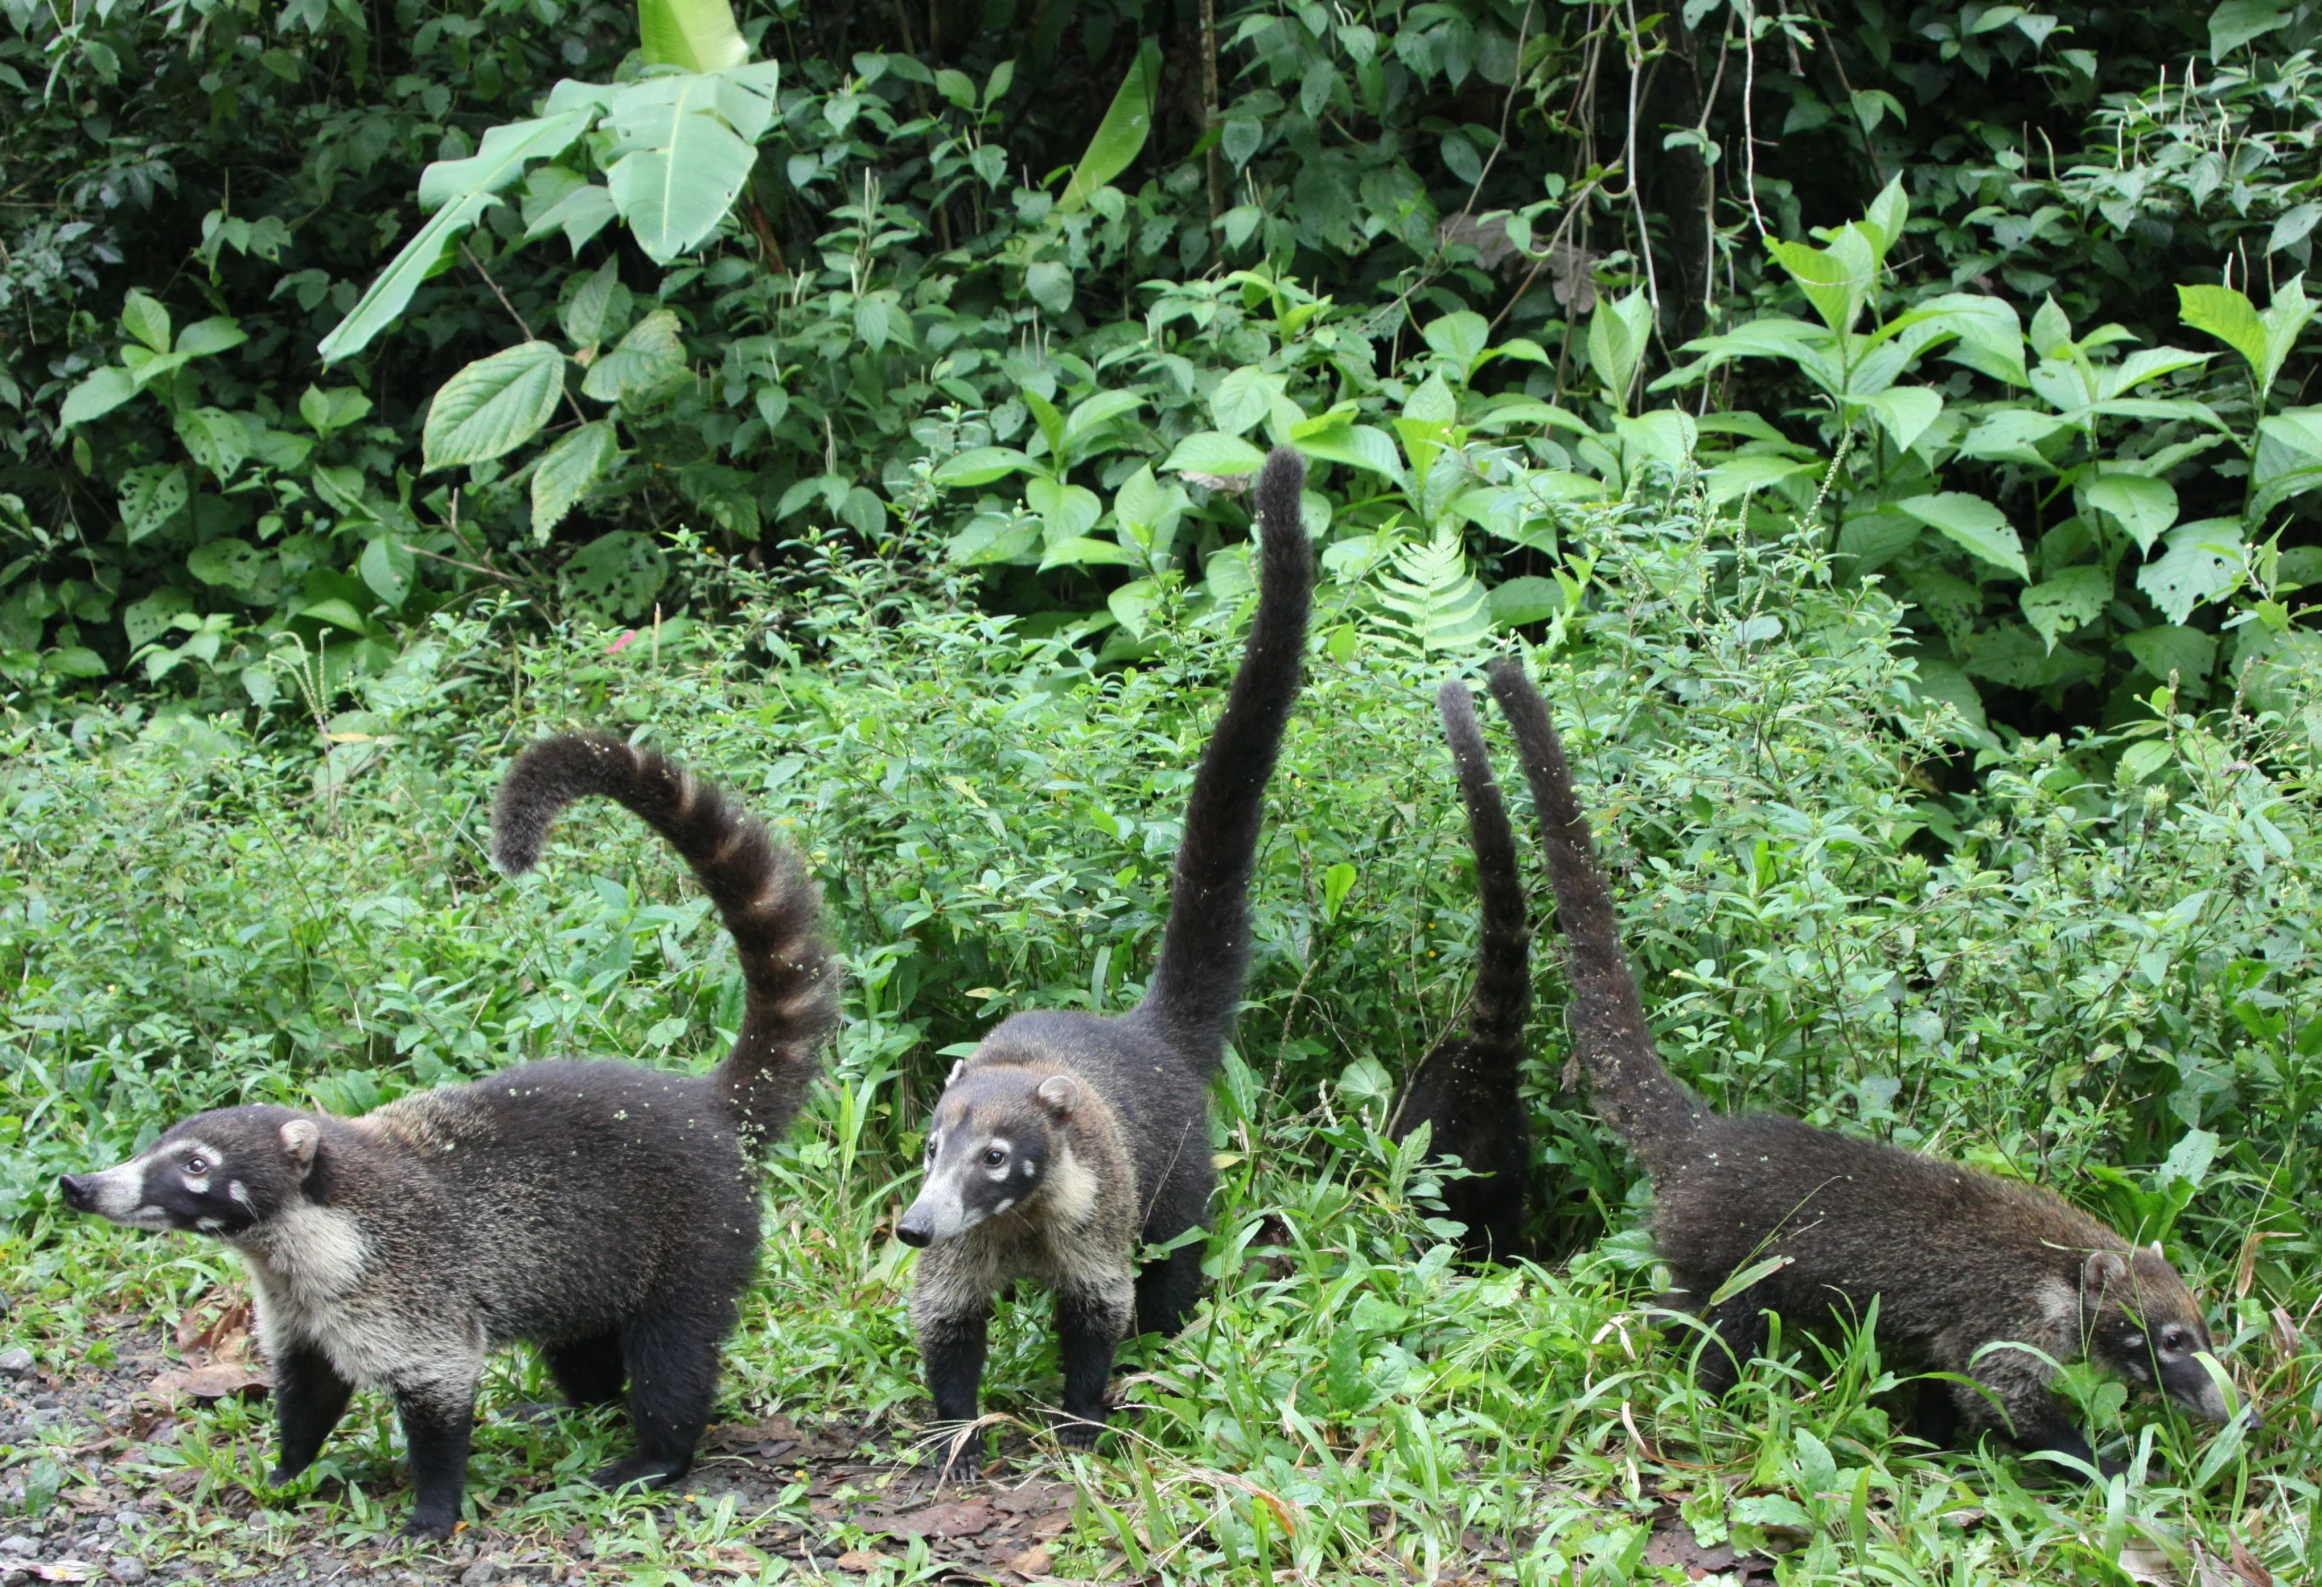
(1484, 658, 1704, 1174)
(1136, 445, 1314, 1059)
(492, 734, 839, 1149)
(1438, 680, 1529, 1059)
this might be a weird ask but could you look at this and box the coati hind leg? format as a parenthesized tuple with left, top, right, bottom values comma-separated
(544, 1331, 628, 1409)
(268, 1339, 355, 1486)
(1132, 1239, 1204, 1341)
(596, 1310, 726, 1490)
(1054, 1276, 1134, 1446)
(1683, 1294, 1770, 1399)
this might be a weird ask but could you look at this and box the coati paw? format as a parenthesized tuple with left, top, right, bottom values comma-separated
(400, 1511, 459, 1541)
(1054, 1416, 1106, 1450)
(591, 1455, 691, 1492)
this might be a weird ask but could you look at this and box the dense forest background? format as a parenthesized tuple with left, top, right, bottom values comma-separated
(3, 0, 2317, 744)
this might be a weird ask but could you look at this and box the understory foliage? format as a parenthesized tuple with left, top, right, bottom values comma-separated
(3, 503, 2319, 1578)
(3, 0, 2318, 749)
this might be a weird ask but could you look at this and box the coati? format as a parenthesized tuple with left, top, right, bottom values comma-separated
(1385, 679, 1533, 1265)
(59, 735, 837, 1536)
(1483, 656, 2236, 1477)
(895, 445, 1313, 1446)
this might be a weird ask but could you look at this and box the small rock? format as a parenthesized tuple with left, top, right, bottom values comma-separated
(110, 1560, 149, 1585)
(0, 1350, 32, 1378)
(0, 1539, 38, 1559)
(460, 1563, 500, 1587)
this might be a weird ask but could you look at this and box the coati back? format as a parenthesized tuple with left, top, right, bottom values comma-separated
(60, 737, 836, 1535)
(1386, 679, 1532, 1264)
(897, 446, 1313, 1446)
(1484, 656, 2236, 1476)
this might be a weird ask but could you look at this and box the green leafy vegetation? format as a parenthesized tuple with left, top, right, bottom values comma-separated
(5, 503, 2318, 1578)
(4, 0, 2321, 1576)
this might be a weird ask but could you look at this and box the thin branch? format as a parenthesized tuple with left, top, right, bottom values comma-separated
(1455, 0, 1539, 225)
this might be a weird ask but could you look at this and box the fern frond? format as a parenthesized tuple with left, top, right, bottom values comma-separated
(1373, 527, 1492, 657)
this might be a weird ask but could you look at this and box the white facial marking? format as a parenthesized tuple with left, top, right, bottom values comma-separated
(81, 1160, 169, 1227)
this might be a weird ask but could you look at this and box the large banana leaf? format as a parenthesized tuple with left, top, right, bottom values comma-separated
(1056, 39, 1160, 213)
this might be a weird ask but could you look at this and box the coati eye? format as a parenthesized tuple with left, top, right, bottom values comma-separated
(2160, 1327, 2191, 1352)
(184, 1157, 209, 1176)
(981, 1146, 1007, 1167)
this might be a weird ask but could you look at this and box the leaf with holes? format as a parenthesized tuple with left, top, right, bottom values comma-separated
(423, 342, 567, 471)
(119, 467, 190, 543)
(2136, 519, 2244, 625)
(564, 528, 667, 619)
(2019, 565, 2110, 651)
(2085, 474, 2178, 553)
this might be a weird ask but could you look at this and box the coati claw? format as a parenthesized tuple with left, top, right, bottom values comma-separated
(590, 1456, 691, 1492)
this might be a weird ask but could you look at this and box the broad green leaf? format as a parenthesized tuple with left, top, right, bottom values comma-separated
(2123, 623, 2218, 685)
(1919, 292, 2028, 386)
(604, 64, 781, 264)
(1421, 311, 1491, 380)
(637, 0, 748, 71)
(2020, 565, 2110, 650)
(2177, 279, 2312, 404)
(1056, 38, 1159, 213)
(119, 466, 189, 542)
(559, 258, 624, 351)
(564, 529, 668, 619)
(1896, 492, 2027, 579)
(1163, 431, 1269, 476)
(1026, 476, 1101, 545)
(299, 385, 373, 438)
(1957, 407, 2068, 466)
(1704, 454, 1817, 505)
(580, 309, 687, 403)
(59, 366, 138, 427)
(2117, 738, 2175, 785)
(175, 318, 247, 359)
(932, 446, 1037, 486)
(1585, 289, 1653, 410)
(187, 537, 262, 590)
(1024, 260, 1074, 317)
(531, 420, 619, 540)
(2254, 407, 2322, 516)
(2210, 0, 2291, 55)
(1866, 386, 1943, 454)
(1861, 174, 1908, 259)
(1210, 367, 1280, 437)
(1488, 575, 1566, 627)
(1322, 862, 1358, 923)
(1037, 535, 1139, 572)
(175, 407, 251, 481)
(423, 342, 568, 471)
(1768, 237, 1869, 336)
(2085, 474, 2178, 553)
(2136, 519, 2245, 625)
(1060, 390, 1144, 461)
(299, 597, 369, 633)
(120, 290, 171, 354)
(123, 587, 193, 649)
(359, 534, 415, 609)
(1837, 511, 1920, 572)
(321, 109, 594, 362)
(1107, 576, 1159, 638)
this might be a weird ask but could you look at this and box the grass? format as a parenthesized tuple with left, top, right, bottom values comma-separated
(2, 516, 2318, 1584)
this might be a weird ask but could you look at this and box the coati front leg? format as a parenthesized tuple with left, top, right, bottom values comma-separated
(912, 1244, 995, 1429)
(1054, 1275, 1134, 1447)
(267, 1338, 354, 1486)
(393, 1376, 479, 1539)
(1684, 1293, 1770, 1398)
(1959, 1356, 2125, 1481)
(595, 1309, 727, 1490)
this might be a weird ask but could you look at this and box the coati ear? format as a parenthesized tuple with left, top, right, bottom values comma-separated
(2149, 1240, 2166, 1259)
(945, 1059, 967, 1088)
(1035, 1075, 1081, 1119)
(2083, 1249, 2130, 1291)
(280, 1119, 322, 1179)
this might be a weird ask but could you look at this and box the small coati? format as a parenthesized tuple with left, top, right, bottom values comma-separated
(1386, 679, 1533, 1265)
(1484, 656, 2236, 1476)
(895, 445, 1313, 1446)
(60, 735, 836, 1535)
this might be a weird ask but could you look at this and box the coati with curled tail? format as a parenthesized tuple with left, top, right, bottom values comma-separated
(1484, 656, 2237, 1476)
(896, 446, 1313, 1446)
(1386, 679, 1533, 1265)
(60, 735, 836, 1535)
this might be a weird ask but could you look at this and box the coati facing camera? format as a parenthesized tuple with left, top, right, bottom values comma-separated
(1484, 656, 2237, 1477)
(59, 735, 837, 1536)
(895, 445, 1314, 1446)
(1385, 679, 1533, 1265)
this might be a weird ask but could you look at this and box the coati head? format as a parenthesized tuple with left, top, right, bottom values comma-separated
(2080, 1245, 2239, 1424)
(60, 1106, 327, 1238)
(895, 1065, 1088, 1248)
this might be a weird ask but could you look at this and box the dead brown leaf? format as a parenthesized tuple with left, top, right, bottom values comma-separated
(1004, 1544, 1052, 1577)
(149, 1363, 271, 1402)
(888, 1501, 998, 1540)
(834, 1551, 886, 1573)
(2228, 1539, 2274, 1587)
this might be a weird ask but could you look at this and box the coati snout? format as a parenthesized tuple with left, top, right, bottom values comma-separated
(897, 1069, 1076, 1248)
(2084, 1246, 2238, 1425)
(63, 1108, 320, 1238)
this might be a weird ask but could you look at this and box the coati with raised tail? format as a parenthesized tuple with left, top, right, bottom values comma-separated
(1386, 678, 1533, 1265)
(60, 735, 837, 1535)
(1483, 656, 2236, 1476)
(896, 446, 1313, 1446)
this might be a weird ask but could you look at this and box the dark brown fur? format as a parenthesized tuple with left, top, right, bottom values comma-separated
(1387, 679, 1532, 1264)
(1486, 656, 2233, 1477)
